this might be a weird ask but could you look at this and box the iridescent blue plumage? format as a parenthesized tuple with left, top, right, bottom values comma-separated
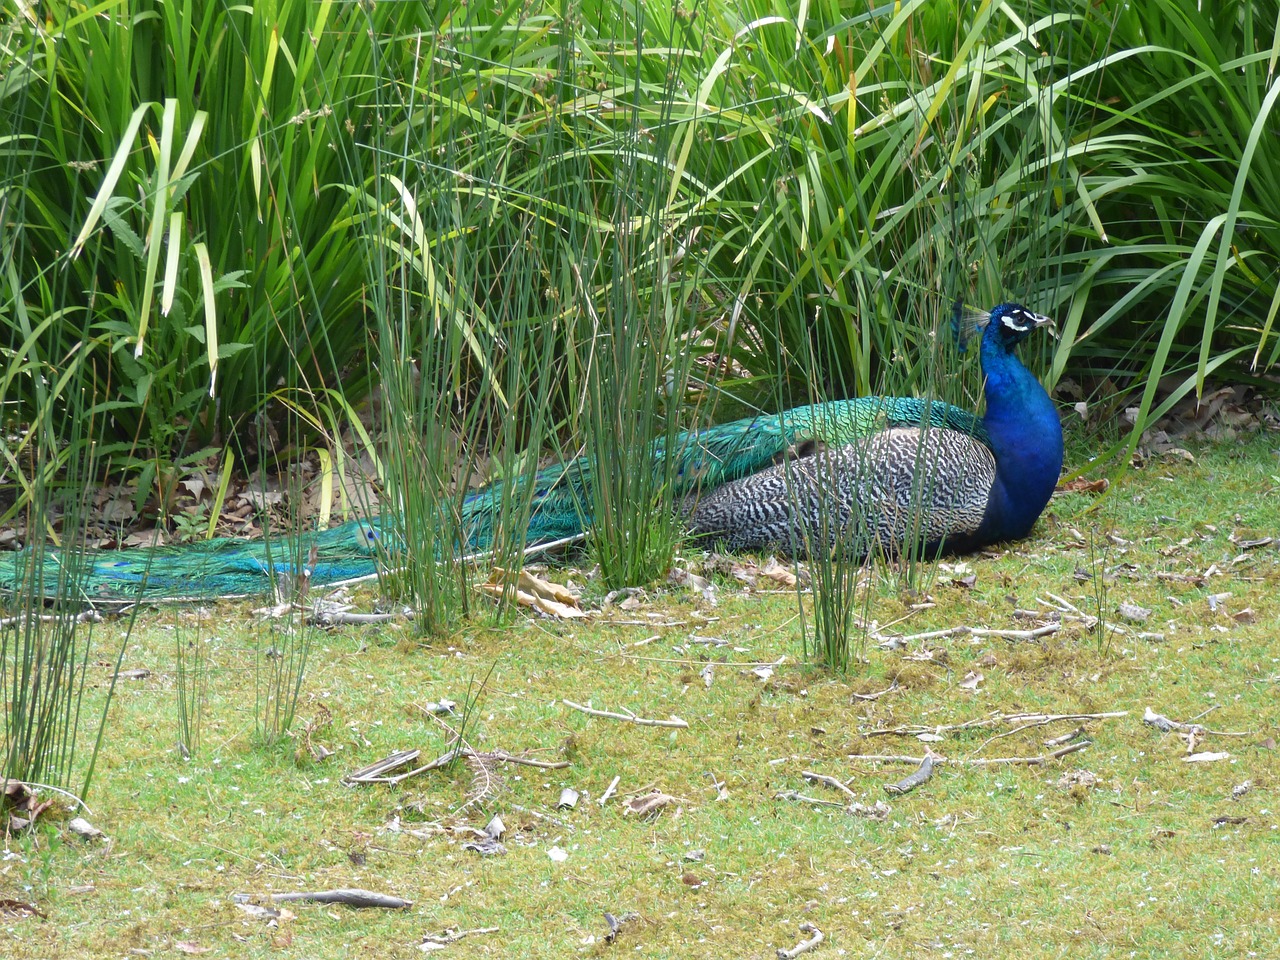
(687, 303, 1064, 556)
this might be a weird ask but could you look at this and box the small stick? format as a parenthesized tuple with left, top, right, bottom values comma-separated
(866, 711, 1126, 738)
(306, 609, 399, 625)
(1039, 593, 1084, 615)
(876, 623, 1058, 645)
(595, 619, 703, 628)
(347, 746, 569, 785)
(608, 655, 787, 668)
(1142, 707, 1249, 738)
(775, 790, 845, 809)
(422, 926, 500, 946)
(598, 775, 621, 806)
(461, 532, 587, 565)
(343, 749, 421, 783)
(562, 700, 688, 729)
(970, 716, 1108, 754)
(847, 741, 1090, 768)
(477, 748, 571, 769)
(234, 888, 410, 909)
(851, 683, 897, 702)
(0, 610, 103, 629)
(884, 755, 935, 795)
(778, 922, 824, 959)
(1043, 725, 1087, 747)
(801, 772, 858, 804)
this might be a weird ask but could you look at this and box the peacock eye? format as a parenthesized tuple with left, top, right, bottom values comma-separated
(1002, 309, 1031, 332)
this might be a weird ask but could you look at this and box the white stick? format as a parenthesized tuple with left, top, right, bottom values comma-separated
(562, 700, 688, 729)
(778, 923, 824, 959)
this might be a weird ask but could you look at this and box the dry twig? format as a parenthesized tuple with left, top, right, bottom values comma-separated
(597, 775, 621, 806)
(884, 755, 936, 794)
(234, 888, 410, 909)
(562, 699, 688, 728)
(778, 922, 824, 959)
(876, 623, 1058, 647)
(866, 711, 1126, 739)
(1143, 706, 1249, 738)
(801, 772, 858, 804)
(0, 610, 102, 629)
(848, 741, 1090, 768)
(421, 926, 500, 947)
(345, 746, 568, 786)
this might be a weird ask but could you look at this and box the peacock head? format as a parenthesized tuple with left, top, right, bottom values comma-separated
(984, 303, 1054, 351)
(952, 300, 1049, 353)
(953, 301, 1054, 354)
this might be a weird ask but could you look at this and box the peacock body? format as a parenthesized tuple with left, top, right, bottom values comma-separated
(686, 303, 1063, 557)
(466, 396, 989, 550)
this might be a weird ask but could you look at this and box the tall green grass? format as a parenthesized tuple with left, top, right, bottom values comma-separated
(0, 286, 125, 797)
(6, 0, 1278, 483)
(5, 0, 1280, 675)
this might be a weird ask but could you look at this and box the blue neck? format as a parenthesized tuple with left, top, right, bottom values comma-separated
(978, 331, 1064, 541)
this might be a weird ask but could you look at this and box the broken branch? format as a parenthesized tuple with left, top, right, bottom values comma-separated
(866, 711, 1126, 739)
(801, 771, 858, 804)
(562, 700, 688, 729)
(778, 922, 824, 959)
(848, 741, 1090, 768)
(884, 755, 936, 795)
(876, 623, 1058, 647)
(234, 888, 410, 909)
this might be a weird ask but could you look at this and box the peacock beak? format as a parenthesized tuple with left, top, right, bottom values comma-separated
(1030, 312, 1058, 338)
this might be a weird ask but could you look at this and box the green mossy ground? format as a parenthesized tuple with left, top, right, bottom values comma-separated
(5, 436, 1278, 958)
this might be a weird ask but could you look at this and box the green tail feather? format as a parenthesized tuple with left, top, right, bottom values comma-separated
(1, 398, 985, 602)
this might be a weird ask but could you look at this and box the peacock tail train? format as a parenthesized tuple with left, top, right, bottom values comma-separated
(0, 397, 987, 602)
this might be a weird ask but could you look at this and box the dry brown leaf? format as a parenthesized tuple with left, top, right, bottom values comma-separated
(759, 557, 798, 588)
(958, 671, 984, 692)
(1117, 602, 1151, 623)
(175, 943, 211, 955)
(1056, 477, 1110, 494)
(0, 899, 46, 920)
(68, 817, 104, 840)
(476, 568, 587, 619)
(623, 791, 676, 819)
(669, 568, 716, 603)
(122, 528, 168, 549)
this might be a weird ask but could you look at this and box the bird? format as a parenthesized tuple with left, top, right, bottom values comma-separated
(685, 303, 1064, 557)
(0, 306, 1045, 601)
(460, 395, 990, 551)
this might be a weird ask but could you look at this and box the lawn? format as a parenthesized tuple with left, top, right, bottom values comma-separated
(4, 435, 1278, 959)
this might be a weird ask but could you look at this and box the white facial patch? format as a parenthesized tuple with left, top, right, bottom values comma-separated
(1000, 307, 1049, 333)
(1002, 308, 1033, 332)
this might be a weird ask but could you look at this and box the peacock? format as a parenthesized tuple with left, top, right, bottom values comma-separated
(0, 398, 984, 602)
(686, 303, 1064, 557)
(0, 303, 1050, 601)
